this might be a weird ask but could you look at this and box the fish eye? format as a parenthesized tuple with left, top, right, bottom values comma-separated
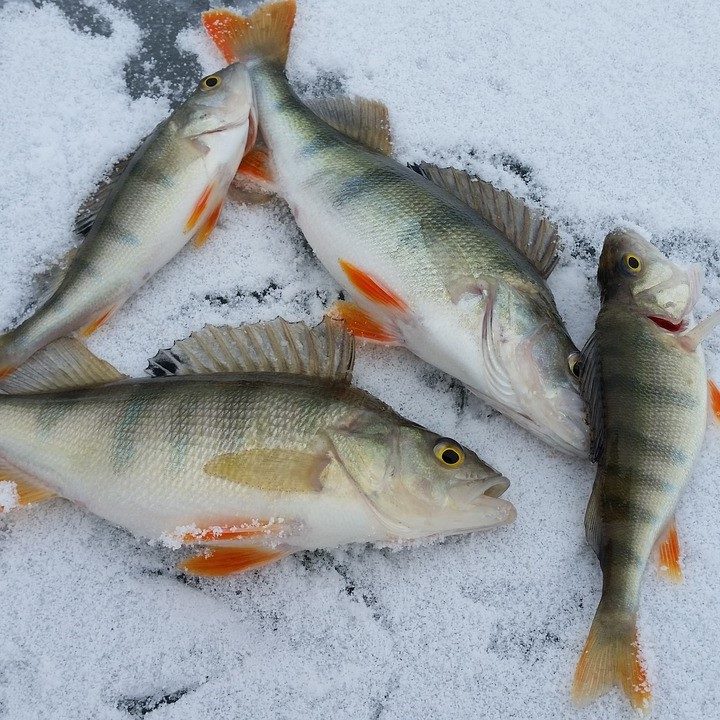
(200, 75, 221, 91)
(622, 253, 642, 274)
(568, 352, 582, 380)
(434, 440, 465, 468)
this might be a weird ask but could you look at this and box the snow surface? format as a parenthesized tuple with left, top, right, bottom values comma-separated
(1, 1, 720, 718)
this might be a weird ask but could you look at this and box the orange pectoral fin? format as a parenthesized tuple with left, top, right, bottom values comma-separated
(193, 201, 224, 248)
(0, 365, 16, 381)
(179, 546, 288, 577)
(185, 183, 214, 232)
(657, 518, 683, 583)
(327, 301, 400, 344)
(78, 305, 118, 338)
(709, 379, 720, 422)
(339, 259, 408, 312)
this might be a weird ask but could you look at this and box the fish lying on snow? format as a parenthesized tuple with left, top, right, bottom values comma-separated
(0, 318, 515, 577)
(202, 0, 588, 457)
(0, 63, 256, 379)
(572, 230, 720, 710)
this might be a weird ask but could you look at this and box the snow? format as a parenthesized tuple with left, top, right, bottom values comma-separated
(1, 1, 719, 718)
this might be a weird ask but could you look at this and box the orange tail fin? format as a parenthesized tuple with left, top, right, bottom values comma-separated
(572, 610, 651, 712)
(202, 1, 296, 66)
(657, 518, 683, 583)
(709, 379, 720, 422)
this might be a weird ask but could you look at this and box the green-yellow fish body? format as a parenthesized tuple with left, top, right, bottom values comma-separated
(0, 319, 514, 577)
(572, 229, 717, 711)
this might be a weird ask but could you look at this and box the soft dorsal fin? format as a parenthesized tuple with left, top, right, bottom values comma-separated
(0, 338, 126, 395)
(305, 96, 393, 156)
(146, 317, 355, 383)
(411, 162, 560, 278)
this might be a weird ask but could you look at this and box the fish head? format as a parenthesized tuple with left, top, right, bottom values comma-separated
(179, 62, 256, 141)
(598, 228, 701, 324)
(329, 418, 515, 538)
(471, 284, 589, 457)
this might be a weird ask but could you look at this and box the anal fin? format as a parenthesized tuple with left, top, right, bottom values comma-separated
(0, 457, 56, 512)
(656, 517, 683, 583)
(327, 301, 400, 344)
(179, 546, 288, 577)
(78, 304, 118, 338)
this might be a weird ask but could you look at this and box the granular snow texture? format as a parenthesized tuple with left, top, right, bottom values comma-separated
(1, 1, 719, 718)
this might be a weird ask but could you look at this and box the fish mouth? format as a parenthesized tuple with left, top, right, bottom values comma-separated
(450, 474, 511, 505)
(482, 476, 510, 498)
(647, 315, 687, 333)
(191, 116, 250, 138)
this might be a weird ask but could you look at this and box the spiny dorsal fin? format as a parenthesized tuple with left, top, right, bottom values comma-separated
(74, 121, 167, 237)
(0, 338, 126, 395)
(146, 317, 355, 383)
(411, 162, 559, 278)
(579, 331, 604, 462)
(305, 96, 393, 156)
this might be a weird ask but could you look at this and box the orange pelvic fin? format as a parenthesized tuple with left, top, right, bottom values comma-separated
(237, 147, 275, 185)
(193, 201, 224, 248)
(709, 379, 720, 422)
(185, 183, 214, 232)
(179, 520, 285, 544)
(0, 365, 16, 381)
(339, 260, 408, 312)
(202, 2, 296, 66)
(179, 546, 288, 577)
(572, 614, 651, 711)
(657, 517, 683, 583)
(78, 305, 117, 338)
(327, 301, 400, 344)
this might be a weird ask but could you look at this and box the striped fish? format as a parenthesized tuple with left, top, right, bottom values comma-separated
(572, 229, 720, 710)
(0, 63, 255, 379)
(201, 0, 588, 457)
(0, 319, 515, 577)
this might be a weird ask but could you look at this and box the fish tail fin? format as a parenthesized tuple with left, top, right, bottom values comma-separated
(202, 1, 296, 66)
(572, 607, 651, 712)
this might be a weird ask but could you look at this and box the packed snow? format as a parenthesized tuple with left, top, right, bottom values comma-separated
(1, 1, 720, 718)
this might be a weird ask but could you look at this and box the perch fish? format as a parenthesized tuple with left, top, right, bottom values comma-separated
(202, 0, 588, 456)
(0, 318, 515, 577)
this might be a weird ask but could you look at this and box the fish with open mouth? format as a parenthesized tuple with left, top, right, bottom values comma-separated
(0, 318, 515, 577)
(0, 63, 255, 379)
(201, 0, 588, 456)
(572, 229, 720, 711)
